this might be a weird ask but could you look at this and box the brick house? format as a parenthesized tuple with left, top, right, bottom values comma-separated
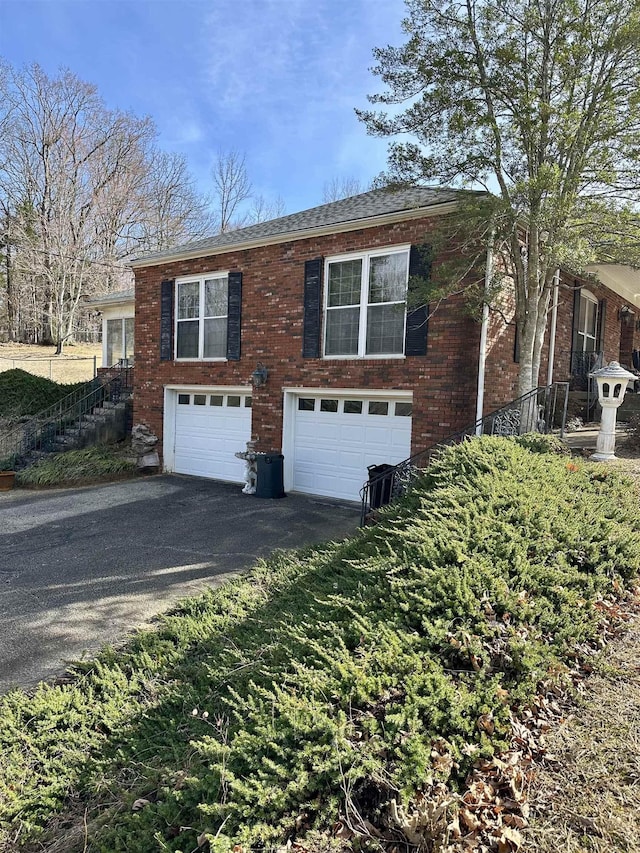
(128, 188, 640, 502)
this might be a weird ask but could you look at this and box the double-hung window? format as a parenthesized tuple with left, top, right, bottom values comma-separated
(324, 247, 409, 357)
(106, 317, 134, 365)
(176, 273, 228, 359)
(576, 289, 599, 353)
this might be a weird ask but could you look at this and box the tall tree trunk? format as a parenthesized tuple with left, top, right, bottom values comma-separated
(516, 314, 538, 398)
(4, 237, 16, 341)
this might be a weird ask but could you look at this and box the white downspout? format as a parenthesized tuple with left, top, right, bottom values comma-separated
(546, 268, 560, 386)
(476, 232, 494, 434)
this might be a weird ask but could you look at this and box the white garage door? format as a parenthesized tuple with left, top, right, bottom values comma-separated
(173, 390, 252, 482)
(291, 394, 412, 501)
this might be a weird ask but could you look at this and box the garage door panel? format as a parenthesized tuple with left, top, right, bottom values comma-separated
(291, 394, 411, 502)
(173, 390, 251, 483)
(339, 424, 367, 444)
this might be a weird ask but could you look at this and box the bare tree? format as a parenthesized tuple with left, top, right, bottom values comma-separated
(248, 193, 286, 224)
(136, 150, 214, 250)
(211, 150, 252, 233)
(0, 64, 157, 348)
(0, 62, 214, 348)
(322, 176, 367, 203)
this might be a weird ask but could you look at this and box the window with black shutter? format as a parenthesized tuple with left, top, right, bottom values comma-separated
(405, 243, 431, 357)
(320, 245, 423, 357)
(160, 279, 174, 361)
(302, 258, 323, 358)
(174, 272, 233, 360)
(596, 298, 606, 354)
(226, 271, 242, 361)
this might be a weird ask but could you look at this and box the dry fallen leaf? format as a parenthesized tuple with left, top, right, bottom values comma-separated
(495, 825, 523, 852)
(477, 713, 495, 735)
(460, 807, 483, 832)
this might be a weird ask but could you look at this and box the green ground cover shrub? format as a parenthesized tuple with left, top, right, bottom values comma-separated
(1, 436, 639, 852)
(15, 446, 136, 487)
(0, 369, 86, 418)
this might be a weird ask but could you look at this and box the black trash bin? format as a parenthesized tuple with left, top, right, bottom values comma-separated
(367, 463, 395, 509)
(255, 453, 286, 499)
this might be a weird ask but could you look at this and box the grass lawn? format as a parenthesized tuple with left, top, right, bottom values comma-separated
(0, 342, 102, 384)
(525, 611, 640, 853)
(1, 435, 639, 853)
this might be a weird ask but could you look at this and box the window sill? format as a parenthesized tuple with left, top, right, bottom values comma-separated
(322, 354, 407, 361)
(174, 357, 229, 363)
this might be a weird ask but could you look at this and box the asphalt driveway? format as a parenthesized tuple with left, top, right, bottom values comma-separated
(0, 475, 359, 693)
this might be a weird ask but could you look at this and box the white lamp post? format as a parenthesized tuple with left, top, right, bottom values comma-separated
(589, 361, 636, 461)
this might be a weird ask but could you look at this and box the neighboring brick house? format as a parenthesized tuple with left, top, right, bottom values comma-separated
(127, 188, 640, 502)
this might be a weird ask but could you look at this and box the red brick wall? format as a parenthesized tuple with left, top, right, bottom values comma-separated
(482, 281, 518, 413)
(481, 271, 634, 413)
(133, 217, 482, 461)
(134, 219, 633, 467)
(550, 276, 637, 378)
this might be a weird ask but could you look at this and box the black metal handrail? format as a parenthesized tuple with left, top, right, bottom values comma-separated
(360, 382, 570, 525)
(0, 360, 133, 470)
(103, 359, 134, 400)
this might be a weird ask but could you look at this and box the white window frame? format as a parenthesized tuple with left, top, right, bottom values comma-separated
(322, 245, 410, 359)
(175, 271, 229, 361)
(576, 288, 599, 353)
(105, 316, 135, 365)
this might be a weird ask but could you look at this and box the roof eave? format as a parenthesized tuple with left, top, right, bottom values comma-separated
(128, 200, 460, 270)
(584, 264, 640, 310)
(84, 292, 135, 309)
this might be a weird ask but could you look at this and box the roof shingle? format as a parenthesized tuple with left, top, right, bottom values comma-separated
(130, 186, 466, 266)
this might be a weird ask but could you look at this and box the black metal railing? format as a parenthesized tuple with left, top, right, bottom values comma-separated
(567, 349, 603, 420)
(570, 349, 603, 390)
(360, 382, 570, 525)
(0, 361, 134, 470)
(104, 359, 134, 403)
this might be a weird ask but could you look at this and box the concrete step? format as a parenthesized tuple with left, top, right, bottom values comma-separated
(52, 436, 77, 449)
(82, 412, 110, 424)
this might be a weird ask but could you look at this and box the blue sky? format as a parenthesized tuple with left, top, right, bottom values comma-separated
(0, 0, 408, 215)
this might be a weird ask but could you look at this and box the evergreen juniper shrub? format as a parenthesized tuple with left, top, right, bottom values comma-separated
(1, 437, 639, 852)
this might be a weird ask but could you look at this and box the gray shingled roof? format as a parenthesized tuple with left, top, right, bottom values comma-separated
(130, 186, 467, 265)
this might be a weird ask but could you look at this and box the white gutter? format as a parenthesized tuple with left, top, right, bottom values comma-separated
(85, 291, 135, 309)
(476, 231, 494, 434)
(546, 268, 560, 385)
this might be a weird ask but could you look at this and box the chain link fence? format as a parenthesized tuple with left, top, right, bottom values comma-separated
(0, 355, 98, 383)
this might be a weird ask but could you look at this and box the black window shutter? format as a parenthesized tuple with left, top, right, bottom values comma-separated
(226, 271, 242, 361)
(596, 298, 606, 354)
(513, 323, 520, 363)
(160, 279, 174, 361)
(405, 244, 431, 357)
(570, 283, 581, 373)
(303, 257, 323, 358)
